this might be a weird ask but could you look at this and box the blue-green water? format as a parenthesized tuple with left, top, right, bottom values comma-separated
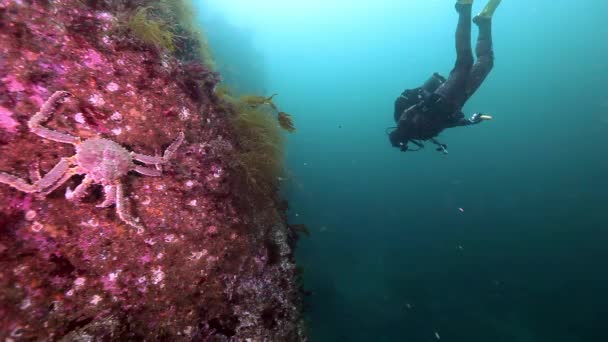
(198, 1, 608, 340)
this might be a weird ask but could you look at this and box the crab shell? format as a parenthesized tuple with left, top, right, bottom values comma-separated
(75, 138, 134, 184)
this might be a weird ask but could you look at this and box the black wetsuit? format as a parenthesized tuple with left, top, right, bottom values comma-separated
(390, 3, 494, 150)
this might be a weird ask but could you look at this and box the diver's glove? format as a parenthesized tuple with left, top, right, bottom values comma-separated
(470, 112, 493, 124)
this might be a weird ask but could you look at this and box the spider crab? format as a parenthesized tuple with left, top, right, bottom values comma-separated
(0, 91, 184, 230)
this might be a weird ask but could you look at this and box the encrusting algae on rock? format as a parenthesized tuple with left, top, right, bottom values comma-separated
(0, 0, 306, 340)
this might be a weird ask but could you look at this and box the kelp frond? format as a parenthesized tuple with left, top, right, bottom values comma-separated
(220, 88, 298, 202)
(128, 6, 176, 52)
(231, 105, 285, 199)
(239, 94, 278, 109)
(122, 1, 215, 68)
(155, 0, 216, 67)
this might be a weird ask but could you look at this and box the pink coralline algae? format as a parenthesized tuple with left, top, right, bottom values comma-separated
(2, 75, 26, 92)
(0, 1, 305, 341)
(0, 105, 18, 133)
(83, 49, 107, 70)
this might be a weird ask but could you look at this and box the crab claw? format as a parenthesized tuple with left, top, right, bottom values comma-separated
(65, 187, 75, 200)
(64, 175, 93, 202)
(96, 185, 116, 208)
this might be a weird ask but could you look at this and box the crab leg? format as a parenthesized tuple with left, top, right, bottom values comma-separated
(0, 171, 38, 193)
(30, 127, 80, 145)
(162, 131, 185, 161)
(131, 132, 184, 165)
(134, 165, 161, 177)
(0, 158, 72, 193)
(115, 183, 144, 230)
(97, 185, 116, 208)
(39, 158, 74, 188)
(29, 161, 42, 183)
(28, 91, 81, 145)
(40, 166, 80, 196)
(131, 153, 164, 165)
(65, 175, 94, 201)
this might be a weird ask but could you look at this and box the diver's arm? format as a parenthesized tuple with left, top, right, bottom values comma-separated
(397, 104, 418, 128)
(446, 111, 476, 127)
(448, 112, 491, 127)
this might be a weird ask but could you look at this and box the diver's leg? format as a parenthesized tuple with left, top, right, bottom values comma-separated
(478, 0, 501, 19)
(434, 2, 474, 107)
(454, 1, 474, 68)
(465, 16, 494, 98)
(465, 0, 501, 98)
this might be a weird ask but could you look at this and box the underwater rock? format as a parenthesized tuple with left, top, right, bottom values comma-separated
(0, 1, 305, 340)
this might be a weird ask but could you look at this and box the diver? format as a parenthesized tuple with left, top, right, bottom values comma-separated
(389, 0, 501, 154)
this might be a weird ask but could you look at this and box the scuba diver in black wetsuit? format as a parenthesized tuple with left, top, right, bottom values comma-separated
(389, 0, 501, 154)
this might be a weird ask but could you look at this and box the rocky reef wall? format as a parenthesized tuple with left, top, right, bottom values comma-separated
(0, 0, 305, 340)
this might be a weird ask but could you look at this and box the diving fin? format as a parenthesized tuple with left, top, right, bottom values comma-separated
(457, 0, 474, 5)
(478, 0, 502, 18)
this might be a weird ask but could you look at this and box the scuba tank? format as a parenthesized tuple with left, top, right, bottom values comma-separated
(422, 72, 446, 93)
(394, 73, 446, 122)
